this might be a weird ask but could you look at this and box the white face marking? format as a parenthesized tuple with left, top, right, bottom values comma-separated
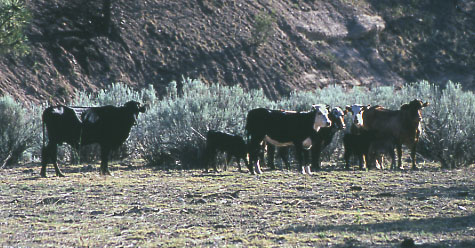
(332, 107, 345, 118)
(264, 136, 293, 147)
(331, 107, 346, 129)
(312, 105, 331, 131)
(350, 104, 366, 127)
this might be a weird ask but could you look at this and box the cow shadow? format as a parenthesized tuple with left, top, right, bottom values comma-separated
(400, 185, 474, 201)
(275, 214, 475, 235)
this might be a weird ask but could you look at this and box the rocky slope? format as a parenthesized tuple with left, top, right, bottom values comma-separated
(0, 0, 473, 104)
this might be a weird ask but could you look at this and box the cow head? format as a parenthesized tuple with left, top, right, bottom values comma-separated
(400, 99, 429, 124)
(329, 107, 347, 130)
(345, 104, 370, 127)
(124, 101, 147, 124)
(311, 104, 331, 132)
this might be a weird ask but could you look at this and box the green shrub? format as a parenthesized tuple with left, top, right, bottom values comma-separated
(0, 95, 40, 166)
(250, 10, 275, 47)
(416, 81, 475, 168)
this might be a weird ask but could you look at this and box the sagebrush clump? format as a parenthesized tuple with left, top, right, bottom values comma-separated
(0, 95, 39, 166)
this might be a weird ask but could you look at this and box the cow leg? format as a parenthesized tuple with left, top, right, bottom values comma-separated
(410, 143, 418, 170)
(294, 145, 309, 174)
(239, 153, 248, 173)
(396, 143, 403, 170)
(390, 148, 397, 170)
(40, 143, 53, 177)
(100, 146, 112, 176)
(379, 156, 385, 170)
(359, 154, 365, 170)
(311, 145, 322, 171)
(225, 153, 234, 171)
(203, 146, 217, 173)
(50, 144, 65, 177)
(255, 145, 264, 174)
(267, 145, 276, 170)
(344, 150, 351, 170)
(279, 148, 291, 170)
(237, 157, 242, 172)
(303, 149, 312, 175)
(41, 143, 65, 177)
(40, 144, 50, 177)
(248, 136, 265, 174)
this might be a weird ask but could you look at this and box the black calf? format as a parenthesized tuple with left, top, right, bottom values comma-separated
(203, 130, 248, 172)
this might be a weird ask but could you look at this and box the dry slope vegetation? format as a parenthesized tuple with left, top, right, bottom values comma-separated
(0, 0, 473, 103)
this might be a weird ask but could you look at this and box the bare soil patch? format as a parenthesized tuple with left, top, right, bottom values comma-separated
(0, 162, 474, 247)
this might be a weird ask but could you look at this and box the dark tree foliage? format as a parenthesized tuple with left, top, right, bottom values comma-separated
(0, 0, 30, 55)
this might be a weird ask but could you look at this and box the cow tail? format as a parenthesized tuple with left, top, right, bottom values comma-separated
(244, 121, 250, 145)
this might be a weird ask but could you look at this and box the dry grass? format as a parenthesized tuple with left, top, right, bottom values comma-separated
(0, 161, 474, 247)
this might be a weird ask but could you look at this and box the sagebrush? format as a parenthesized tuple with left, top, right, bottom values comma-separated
(2, 80, 474, 170)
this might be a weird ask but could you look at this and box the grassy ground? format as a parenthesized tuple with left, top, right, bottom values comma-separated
(0, 161, 474, 247)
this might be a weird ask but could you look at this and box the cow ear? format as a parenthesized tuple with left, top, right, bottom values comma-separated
(345, 105, 351, 112)
(326, 105, 331, 111)
(423, 102, 429, 107)
(364, 104, 371, 110)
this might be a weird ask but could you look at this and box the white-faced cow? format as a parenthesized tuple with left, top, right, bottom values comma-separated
(203, 130, 248, 173)
(41, 101, 146, 177)
(346, 104, 370, 133)
(245, 105, 331, 175)
(362, 99, 429, 170)
(267, 106, 347, 171)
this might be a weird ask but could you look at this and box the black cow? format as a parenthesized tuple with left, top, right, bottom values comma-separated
(203, 130, 248, 172)
(266, 107, 347, 171)
(310, 106, 347, 171)
(343, 129, 374, 170)
(41, 101, 146, 177)
(245, 105, 331, 175)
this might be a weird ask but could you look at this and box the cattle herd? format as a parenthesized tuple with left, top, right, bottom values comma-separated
(40, 99, 428, 177)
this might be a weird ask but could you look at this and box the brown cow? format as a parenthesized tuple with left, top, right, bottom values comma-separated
(362, 99, 429, 170)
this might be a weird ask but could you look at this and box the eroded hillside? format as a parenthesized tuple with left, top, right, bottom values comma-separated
(0, 0, 473, 104)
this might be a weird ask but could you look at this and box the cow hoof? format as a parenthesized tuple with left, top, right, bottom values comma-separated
(411, 167, 419, 171)
(40, 173, 47, 178)
(57, 173, 66, 177)
(256, 169, 263, 174)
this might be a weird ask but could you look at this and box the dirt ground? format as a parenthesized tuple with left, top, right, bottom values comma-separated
(0, 161, 474, 247)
